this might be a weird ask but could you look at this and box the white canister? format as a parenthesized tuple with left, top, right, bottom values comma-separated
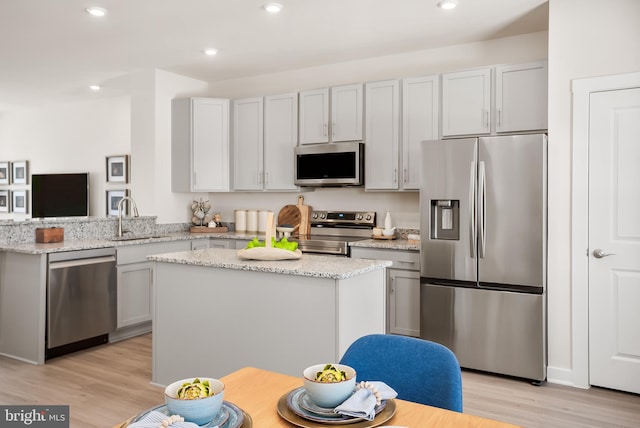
(246, 210, 258, 232)
(235, 210, 247, 232)
(258, 210, 273, 233)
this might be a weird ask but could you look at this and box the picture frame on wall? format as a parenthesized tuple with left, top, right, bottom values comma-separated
(106, 155, 129, 183)
(12, 190, 28, 214)
(11, 161, 28, 185)
(0, 162, 9, 185)
(0, 190, 9, 212)
(106, 189, 129, 216)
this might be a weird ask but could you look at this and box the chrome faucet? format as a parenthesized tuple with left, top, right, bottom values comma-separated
(118, 196, 140, 237)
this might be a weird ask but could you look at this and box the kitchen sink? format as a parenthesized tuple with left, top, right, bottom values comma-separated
(110, 234, 168, 241)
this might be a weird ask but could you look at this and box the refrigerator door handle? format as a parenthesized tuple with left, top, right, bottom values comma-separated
(469, 160, 477, 258)
(479, 161, 486, 258)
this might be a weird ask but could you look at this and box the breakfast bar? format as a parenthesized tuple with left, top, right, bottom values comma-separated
(149, 248, 390, 386)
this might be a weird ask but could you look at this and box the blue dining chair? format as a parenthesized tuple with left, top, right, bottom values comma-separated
(339, 334, 463, 412)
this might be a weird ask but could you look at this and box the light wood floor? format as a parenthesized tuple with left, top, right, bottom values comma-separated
(0, 334, 638, 428)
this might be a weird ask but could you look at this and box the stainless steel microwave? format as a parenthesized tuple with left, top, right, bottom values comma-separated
(294, 142, 364, 187)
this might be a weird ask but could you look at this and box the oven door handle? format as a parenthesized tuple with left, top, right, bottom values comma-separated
(300, 247, 347, 256)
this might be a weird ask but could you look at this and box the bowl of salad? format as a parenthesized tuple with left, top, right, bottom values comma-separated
(164, 377, 225, 425)
(303, 364, 357, 408)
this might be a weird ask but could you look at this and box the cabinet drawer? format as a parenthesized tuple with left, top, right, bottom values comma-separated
(116, 241, 192, 265)
(350, 247, 420, 271)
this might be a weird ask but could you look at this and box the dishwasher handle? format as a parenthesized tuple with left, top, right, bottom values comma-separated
(49, 255, 116, 270)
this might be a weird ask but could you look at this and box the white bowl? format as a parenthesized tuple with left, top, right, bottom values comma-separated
(164, 377, 225, 425)
(303, 364, 356, 408)
(382, 228, 396, 236)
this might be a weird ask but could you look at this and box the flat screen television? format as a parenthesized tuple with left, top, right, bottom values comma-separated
(31, 173, 89, 218)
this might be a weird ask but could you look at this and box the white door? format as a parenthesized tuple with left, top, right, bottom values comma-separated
(588, 87, 640, 394)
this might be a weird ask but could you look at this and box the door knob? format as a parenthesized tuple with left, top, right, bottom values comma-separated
(593, 249, 615, 258)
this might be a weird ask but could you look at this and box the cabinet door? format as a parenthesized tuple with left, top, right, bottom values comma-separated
(299, 88, 329, 144)
(389, 269, 420, 337)
(365, 80, 400, 190)
(402, 75, 439, 190)
(331, 84, 363, 142)
(495, 61, 548, 133)
(264, 93, 299, 190)
(191, 98, 231, 191)
(441, 68, 491, 137)
(117, 261, 153, 328)
(210, 239, 232, 249)
(233, 97, 264, 190)
(191, 240, 210, 250)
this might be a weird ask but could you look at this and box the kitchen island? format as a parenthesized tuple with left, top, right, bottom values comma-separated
(149, 248, 390, 385)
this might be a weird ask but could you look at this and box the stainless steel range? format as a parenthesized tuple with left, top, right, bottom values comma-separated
(294, 210, 376, 256)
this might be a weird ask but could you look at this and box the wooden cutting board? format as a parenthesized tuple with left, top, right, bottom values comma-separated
(297, 195, 312, 237)
(277, 204, 302, 234)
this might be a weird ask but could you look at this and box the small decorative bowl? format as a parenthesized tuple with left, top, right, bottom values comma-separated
(382, 228, 396, 236)
(303, 364, 356, 408)
(164, 377, 225, 425)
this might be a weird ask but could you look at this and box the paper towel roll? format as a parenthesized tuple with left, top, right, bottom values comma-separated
(235, 210, 247, 232)
(246, 210, 258, 232)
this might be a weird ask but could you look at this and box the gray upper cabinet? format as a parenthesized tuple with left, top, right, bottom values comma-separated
(365, 79, 400, 190)
(330, 83, 364, 142)
(441, 61, 548, 138)
(299, 84, 363, 144)
(233, 93, 299, 191)
(441, 68, 492, 137)
(495, 60, 548, 133)
(264, 93, 299, 190)
(171, 98, 230, 192)
(233, 97, 264, 190)
(402, 75, 439, 190)
(299, 88, 330, 144)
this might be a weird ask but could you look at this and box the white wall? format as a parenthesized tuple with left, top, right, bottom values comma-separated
(0, 96, 130, 219)
(208, 32, 548, 98)
(546, 0, 640, 386)
(129, 69, 210, 223)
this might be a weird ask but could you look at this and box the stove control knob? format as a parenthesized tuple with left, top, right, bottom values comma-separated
(365, 214, 372, 221)
(320, 213, 327, 219)
(312, 212, 319, 219)
(356, 213, 363, 221)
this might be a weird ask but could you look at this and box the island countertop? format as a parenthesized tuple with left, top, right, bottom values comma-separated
(148, 247, 392, 280)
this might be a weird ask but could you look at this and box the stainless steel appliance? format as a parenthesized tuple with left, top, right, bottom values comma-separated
(295, 210, 375, 256)
(420, 134, 547, 382)
(47, 248, 117, 358)
(294, 142, 364, 187)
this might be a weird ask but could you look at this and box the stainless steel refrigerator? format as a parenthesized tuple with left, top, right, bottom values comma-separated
(419, 134, 547, 382)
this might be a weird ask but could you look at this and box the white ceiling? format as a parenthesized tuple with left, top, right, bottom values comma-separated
(0, 0, 548, 114)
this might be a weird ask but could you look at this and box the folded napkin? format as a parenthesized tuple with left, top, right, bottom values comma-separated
(126, 410, 201, 428)
(334, 381, 397, 421)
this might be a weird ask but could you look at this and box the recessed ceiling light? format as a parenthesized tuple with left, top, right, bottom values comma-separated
(86, 7, 107, 17)
(89, 85, 101, 91)
(263, 3, 283, 14)
(204, 48, 218, 56)
(437, 0, 457, 10)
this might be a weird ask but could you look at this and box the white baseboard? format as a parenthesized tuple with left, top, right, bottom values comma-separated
(546, 365, 589, 389)
(109, 322, 152, 343)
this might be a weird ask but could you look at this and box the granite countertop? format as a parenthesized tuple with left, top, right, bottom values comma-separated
(350, 238, 420, 251)
(0, 232, 203, 255)
(148, 248, 392, 280)
(0, 230, 419, 254)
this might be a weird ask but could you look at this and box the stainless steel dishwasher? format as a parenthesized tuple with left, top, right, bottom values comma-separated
(47, 248, 116, 358)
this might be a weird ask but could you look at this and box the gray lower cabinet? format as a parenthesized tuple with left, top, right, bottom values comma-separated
(191, 239, 210, 250)
(209, 239, 233, 249)
(114, 241, 192, 339)
(350, 247, 420, 337)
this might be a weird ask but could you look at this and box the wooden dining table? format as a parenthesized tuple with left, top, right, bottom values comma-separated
(117, 366, 521, 427)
